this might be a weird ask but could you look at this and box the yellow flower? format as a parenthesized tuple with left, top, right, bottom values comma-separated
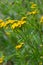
(5, 20, 15, 26)
(7, 20, 16, 24)
(32, 10, 39, 14)
(16, 42, 24, 49)
(19, 21, 26, 27)
(21, 17, 27, 21)
(32, 10, 37, 14)
(0, 19, 3, 23)
(18, 20, 26, 27)
(11, 23, 18, 29)
(0, 56, 4, 63)
(0, 22, 5, 28)
(16, 44, 22, 49)
(0, 58, 3, 63)
(11, 20, 26, 29)
(31, 4, 37, 8)
(0, 18, 26, 29)
(5, 20, 18, 27)
(27, 10, 38, 15)
(40, 16, 43, 23)
(0, 20, 5, 28)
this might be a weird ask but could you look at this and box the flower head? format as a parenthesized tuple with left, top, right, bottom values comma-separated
(0, 22, 5, 28)
(40, 16, 43, 23)
(16, 44, 22, 49)
(0, 57, 4, 63)
(0, 19, 3, 23)
(31, 3, 37, 8)
(27, 10, 38, 15)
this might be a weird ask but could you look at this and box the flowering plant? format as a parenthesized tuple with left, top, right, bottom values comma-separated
(0, 0, 43, 65)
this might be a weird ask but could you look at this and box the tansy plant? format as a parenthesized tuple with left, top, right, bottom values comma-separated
(0, 0, 43, 65)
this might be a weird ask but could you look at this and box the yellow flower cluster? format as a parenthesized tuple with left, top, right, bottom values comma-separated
(0, 19, 3, 23)
(16, 44, 22, 49)
(31, 4, 37, 8)
(27, 10, 38, 15)
(0, 17, 26, 29)
(27, 2, 38, 16)
(0, 20, 5, 28)
(11, 17, 26, 29)
(40, 16, 43, 23)
(30, 2, 37, 9)
(11, 20, 26, 29)
(5, 20, 17, 27)
(16, 42, 24, 49)
(0, 56, 4, 63)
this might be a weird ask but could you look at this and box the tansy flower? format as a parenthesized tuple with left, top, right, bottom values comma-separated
(0, 57, 4, 63)
(0, 20, 5, 28)
(11, 23, 18, 29)
(18, 21, 26, 27)
(16, 42, 24, 49)
(0, 19, 3, 23)
(0, 18, 26, 29)
(4, 20, 18, 27)
(5, 20, 15, 27)
(32, 10, 38, 14)
(27, 10, 38, 15)
(0, 55, 4, 64)
(31, 4, 37, 8)
(11, 20, 26, 29)
(16, 44, 22, 49)
(40, 16, 43, 23)
(0, 22, 5, 28)
(7, 20, 17, 24)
